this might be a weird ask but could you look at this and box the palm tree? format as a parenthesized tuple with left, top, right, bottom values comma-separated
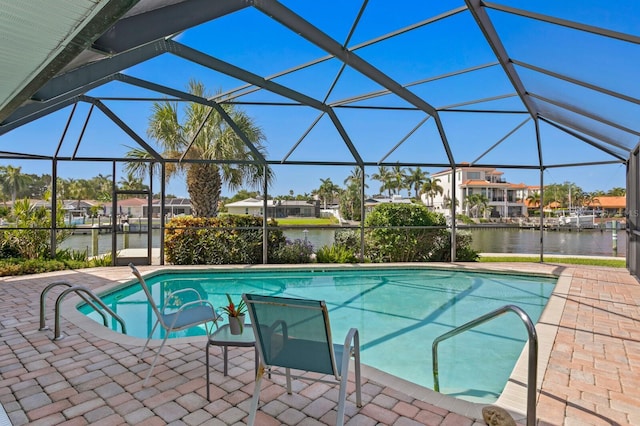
(608, 187, 626, 196)
(442, 194, 458, 216)
(405, 167, 428, 198)
(0, 165, 29, 206)
(317, 178, 340, 209)
(118, 172, 149, 194)
(465, 193, 489, 218)
(526, 191, 541, 208)
(420, 178, 443, 207)
(92, 173, 112, 201)
(125, 80, 270, 217)
(390, 164, 407, 195)
(343, 166, 368, 189)
(371, 166, 393, 197)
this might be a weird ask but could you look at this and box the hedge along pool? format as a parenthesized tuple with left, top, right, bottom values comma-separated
(79, 267, 555, 403)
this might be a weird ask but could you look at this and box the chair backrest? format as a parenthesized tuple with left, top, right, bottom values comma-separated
(243, 294, 338, 377)
(129, 263, 164, 324)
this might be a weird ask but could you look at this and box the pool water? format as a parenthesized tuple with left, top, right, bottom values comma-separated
(80, 268, 555, 403)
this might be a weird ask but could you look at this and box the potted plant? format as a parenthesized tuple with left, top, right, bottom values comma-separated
(221, 293, 247, 334)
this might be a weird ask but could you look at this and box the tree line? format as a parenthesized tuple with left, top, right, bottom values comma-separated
(0, 165, 153, 205)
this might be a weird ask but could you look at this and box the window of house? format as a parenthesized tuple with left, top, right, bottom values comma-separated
(468, 172, 481, 180)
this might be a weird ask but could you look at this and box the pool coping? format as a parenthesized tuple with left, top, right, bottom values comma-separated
(59, 262, 564, 422)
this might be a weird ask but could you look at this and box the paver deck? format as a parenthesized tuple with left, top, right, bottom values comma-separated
(0, 262, 638, 425)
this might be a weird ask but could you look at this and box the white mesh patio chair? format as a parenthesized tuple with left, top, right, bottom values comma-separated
(243, 293, 362, 426)
(129, 264, 219, 385)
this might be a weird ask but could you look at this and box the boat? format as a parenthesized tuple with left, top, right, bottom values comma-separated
(558, 213, 596, 227)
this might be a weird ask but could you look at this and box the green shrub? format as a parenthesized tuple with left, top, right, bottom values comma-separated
(315, 245, 358, 263)
(456, 214, 474, 224)
(0, 234, 21, 258)
(0, 258, 73, 276)
(89, 252, 113, 267)
(334, 229, 360, 251)
(425, 230, 479, 262)
(271, 239, 314, 264)
(1, 199, 71, 260)
(364, 204, 446, 262)
(55, 248, 88, 262)
(364, 203, 478, 262)
(164, 215, 286, 265)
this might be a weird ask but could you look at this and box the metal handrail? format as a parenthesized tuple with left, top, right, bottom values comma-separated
(40, 282, 108, 330)
(432, 305, 538, 426)
(54, 285, 127, 340)
(40, 283, 127, 340)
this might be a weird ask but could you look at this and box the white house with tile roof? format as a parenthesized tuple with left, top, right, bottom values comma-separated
(429, 164, 534, 218)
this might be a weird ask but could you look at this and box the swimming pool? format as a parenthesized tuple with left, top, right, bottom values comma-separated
(80, 267, 555, 403)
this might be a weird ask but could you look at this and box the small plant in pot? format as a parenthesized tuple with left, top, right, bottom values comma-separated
(221, 293, 247, 334)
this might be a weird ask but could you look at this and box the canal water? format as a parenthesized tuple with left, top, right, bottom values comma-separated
(60, 227, 626, 258)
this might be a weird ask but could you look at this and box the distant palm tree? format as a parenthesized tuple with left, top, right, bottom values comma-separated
(118, 172, 149, 195)
(608, 187, 626, 196)
(391, 164, 407, 195)
(371, 166, 393, 197)
(93, 173, 112, 201)
(465, 193, 489, 218)
(125, 80, 270, 217)
(67, 178, 91, 209)
(526, 191, 541, 208)
(420, 178, 443, 207)
(317, 178, 340, 209)
(405, 167, 428, 198)
(442, 194, 458, 215)
(0, 165, 29, 206)
(343, 166, 368, 189)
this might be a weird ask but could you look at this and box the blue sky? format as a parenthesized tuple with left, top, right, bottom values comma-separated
(0, 0, 635, 198)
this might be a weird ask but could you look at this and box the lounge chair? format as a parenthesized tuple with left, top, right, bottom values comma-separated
(243, 293, 362, 426)
(129, 264, 219, 386)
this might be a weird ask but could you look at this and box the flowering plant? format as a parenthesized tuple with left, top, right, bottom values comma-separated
(221, 293, 247, 318)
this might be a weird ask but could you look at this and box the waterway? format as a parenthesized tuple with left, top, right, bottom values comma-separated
(60, 226, 625, 258)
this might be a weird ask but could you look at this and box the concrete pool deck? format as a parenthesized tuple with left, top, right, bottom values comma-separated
(0, 262, 638, 425)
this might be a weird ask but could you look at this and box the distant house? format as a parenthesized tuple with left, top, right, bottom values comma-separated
(430, 165, 530, 218)
(364, 195, 413, 211)
(587, 196, 626, 216)
(152, 198, 193, 217)
(98, 198, 194, 218)
(225, 198, 320, 218)
(102, 198, 148, 218)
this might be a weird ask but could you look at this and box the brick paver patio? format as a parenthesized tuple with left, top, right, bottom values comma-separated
(0, 263, 638, 425)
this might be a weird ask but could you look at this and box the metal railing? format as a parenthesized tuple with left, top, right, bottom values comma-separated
(40, 282, 127, 340)
(432, 305, 538, 426)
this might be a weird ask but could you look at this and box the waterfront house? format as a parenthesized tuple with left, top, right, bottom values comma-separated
(225, 198, 320, 218)
(586, 196, 626, 217)
(430, 164, 530, 218)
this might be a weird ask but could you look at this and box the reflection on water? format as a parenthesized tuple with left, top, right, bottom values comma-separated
(469, 228, 625, 257)
(60, 227, 625, 258)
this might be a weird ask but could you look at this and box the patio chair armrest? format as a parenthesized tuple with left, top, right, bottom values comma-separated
(161, 288, 205, 310)
(342, 328, 360, 359)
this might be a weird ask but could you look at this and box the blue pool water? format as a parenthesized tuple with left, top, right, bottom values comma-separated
(80, 267, 555, 402)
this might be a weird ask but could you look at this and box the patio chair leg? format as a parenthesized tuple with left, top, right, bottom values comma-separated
(139, 320, 160, 361)
(247, 364, 265, 426)
(285, 367, 292, 394)
(142, 333, 169, 386)
(336, 372, 349, 426)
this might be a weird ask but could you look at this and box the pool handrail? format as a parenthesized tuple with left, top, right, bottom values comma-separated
(432, 304, 538, 426)
(52, 285, 127, 340)
(40, 281, 111, 331)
